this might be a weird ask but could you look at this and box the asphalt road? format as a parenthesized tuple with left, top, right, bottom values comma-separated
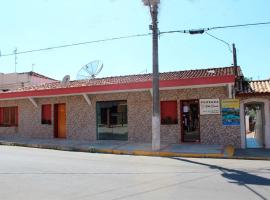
(0, 146, 269, 200)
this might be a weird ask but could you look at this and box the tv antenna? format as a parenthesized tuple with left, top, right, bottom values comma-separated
(13, 48, 18, 72)
(76, 60, 103, 80)
(31, 63, 35, 71)
(139, 68, 148, 74)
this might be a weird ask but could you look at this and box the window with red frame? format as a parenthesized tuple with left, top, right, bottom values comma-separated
(161, 101, 178, 124)
(0, 107, 18, 127)
(41, 104, 52, 124)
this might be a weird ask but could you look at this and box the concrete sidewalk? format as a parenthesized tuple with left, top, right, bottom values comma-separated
(0, 138, 231, 158)
(234, 148, 270, 160)
(0, 137, 268, 160)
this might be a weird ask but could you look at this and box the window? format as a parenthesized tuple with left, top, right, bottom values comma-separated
(0, 107, 18, 127)
(41, 104, 52, 124)
(96, 101, 128, 140)
(161, 101, 178, 124)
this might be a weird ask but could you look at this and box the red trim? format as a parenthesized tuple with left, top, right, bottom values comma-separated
(0, 75, 235, 100)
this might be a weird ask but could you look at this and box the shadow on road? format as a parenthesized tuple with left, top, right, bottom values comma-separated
(171, 157, 270, 200)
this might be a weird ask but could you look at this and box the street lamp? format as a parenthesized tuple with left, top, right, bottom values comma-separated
(143, 0, 160, 151)
(190, 29, 239, 94)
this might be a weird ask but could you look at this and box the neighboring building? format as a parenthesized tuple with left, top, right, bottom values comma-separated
(0, 66, 246, 148)
(236, 79, 270, 149)
(0, 71, 57, 92)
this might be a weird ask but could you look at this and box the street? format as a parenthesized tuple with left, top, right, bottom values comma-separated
(0, 146, 269, 200)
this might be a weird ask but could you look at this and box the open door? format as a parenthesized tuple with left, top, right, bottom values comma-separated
(54, 104, 66, 138)
(180, 100, 200, 142)
(245, 103, 264, 148)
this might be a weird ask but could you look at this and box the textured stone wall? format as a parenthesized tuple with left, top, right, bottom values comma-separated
(159, 87, 241, 147)
(0, 86, 242, 147)
(237, 95, 270, 102)
(200, 115, 241, 147)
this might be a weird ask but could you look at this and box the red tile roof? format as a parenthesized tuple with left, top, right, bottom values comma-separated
(0, 66, 239, 99)
(13, 66, 240, 92)
(239, 80, 270, 94)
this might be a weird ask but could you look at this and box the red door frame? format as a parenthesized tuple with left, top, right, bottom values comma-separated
(180, 99, 200, 143)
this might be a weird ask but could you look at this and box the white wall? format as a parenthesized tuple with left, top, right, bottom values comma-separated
(240, 98, 270, 149)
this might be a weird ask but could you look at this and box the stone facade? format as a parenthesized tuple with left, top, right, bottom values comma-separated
(0, 86, 241, 147)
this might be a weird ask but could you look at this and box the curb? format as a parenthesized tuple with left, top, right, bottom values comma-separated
(94, 149, 225, 158)
(0, 141, 94, 153)
(231, 156, 270, 161)
(224, 145, 235, 158)
(1, 141, 269, 160)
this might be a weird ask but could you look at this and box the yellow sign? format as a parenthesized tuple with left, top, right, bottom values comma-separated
(221, 99, 240, 109)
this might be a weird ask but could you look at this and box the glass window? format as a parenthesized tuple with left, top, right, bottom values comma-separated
(41, 104, 52, 124)
(161, 101, 178, 124)
(96, 101, 128, 140)
(0, 107, 18, 127)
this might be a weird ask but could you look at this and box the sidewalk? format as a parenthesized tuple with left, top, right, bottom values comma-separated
(234, 148, 270, 160)
(0, 137, 269, 160)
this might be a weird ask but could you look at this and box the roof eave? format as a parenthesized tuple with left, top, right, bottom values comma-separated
(0, 75, 236, 100)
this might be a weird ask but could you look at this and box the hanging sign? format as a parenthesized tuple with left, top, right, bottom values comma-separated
(199, 99, 220, 115)
(221, 99, 240, 126)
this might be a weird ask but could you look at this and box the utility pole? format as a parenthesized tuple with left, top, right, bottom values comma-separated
(232, 43, 237, 67)
(232, 43, 241, 93)
(143, 0, 160, 151)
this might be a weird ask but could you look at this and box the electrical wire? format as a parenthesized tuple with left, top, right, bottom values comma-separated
(208, 21, 270, 31)
(0, 33, 151, 57)
(159, 21, 270, 35)
(0, 21, 270, 57)
(205, 32, 232, 53)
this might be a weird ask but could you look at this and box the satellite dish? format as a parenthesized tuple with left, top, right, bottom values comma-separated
(76, 60, 103, 80)
(61, 75, 70, 86)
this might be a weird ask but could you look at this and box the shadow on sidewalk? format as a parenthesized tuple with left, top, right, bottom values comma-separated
(171, 157, 270, 200)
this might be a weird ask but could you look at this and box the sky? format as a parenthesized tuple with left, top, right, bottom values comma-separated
(0, 0, 270, 81)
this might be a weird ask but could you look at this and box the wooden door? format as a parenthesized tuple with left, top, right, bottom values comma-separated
(54, 104, 66, 138)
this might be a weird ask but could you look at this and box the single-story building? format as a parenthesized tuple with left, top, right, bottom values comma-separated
(1, 66, 267, 149)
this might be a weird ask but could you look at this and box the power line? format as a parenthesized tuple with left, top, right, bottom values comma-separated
(205, 32, 232, 53)
(0, 21, 270, 57)
(159, 21, 270, 35)
(209, 21, 270, 31)
(0, 33, 151, 57)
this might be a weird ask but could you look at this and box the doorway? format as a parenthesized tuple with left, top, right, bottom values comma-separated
(180, 100, 200, 142)
(96, 101, 128, 140)
(244, 103, 265, 148)
(54, 104, 66, 138)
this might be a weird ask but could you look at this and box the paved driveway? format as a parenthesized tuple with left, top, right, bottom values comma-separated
(0, 146, 269, 200)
